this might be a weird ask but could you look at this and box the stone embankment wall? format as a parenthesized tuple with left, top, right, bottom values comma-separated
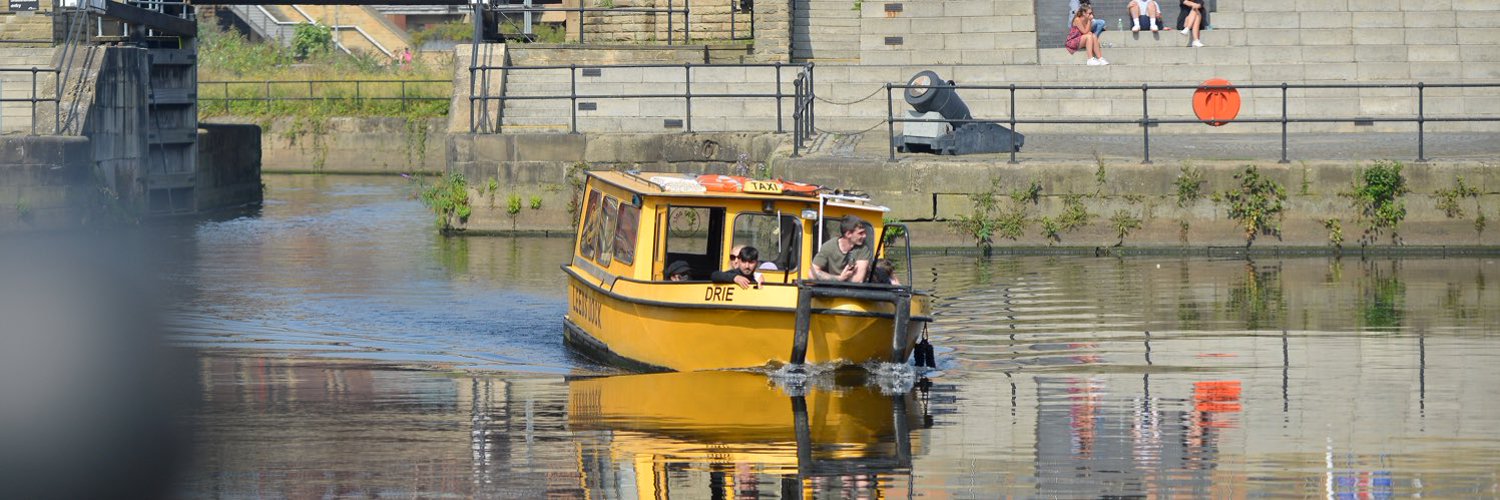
(203, 116, 446, 174)
(446, 133, 1499, 248)
(0, 135, 92, 232)
(562, 0, 755, 44)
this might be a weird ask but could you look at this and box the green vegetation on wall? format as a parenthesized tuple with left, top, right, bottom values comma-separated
(1344, 160, 1409, 246)
(1215, 165, 1287, 247)
(415, 173, 472, 232)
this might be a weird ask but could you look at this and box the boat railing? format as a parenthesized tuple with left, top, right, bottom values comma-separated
(791, 280, 913, 366)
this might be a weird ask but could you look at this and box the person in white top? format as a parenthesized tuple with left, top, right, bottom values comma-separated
(1128, 0, 1162, 32)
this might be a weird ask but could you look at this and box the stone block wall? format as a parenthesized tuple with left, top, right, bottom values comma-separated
(0, 135, 92, 233)
(857, 0, 1038, 65)
(572, 0, 755, 43)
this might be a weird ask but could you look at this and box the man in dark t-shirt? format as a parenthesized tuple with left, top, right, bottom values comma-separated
(811, 215, 873, 282)
(712, 246, 762, 289)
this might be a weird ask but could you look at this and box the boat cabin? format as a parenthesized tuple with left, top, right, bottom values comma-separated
(572, 171, 896, 285)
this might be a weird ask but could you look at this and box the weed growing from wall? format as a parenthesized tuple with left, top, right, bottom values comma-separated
(1323, 218, 1344, 249)
(1109, 209, 1142, 247)
(950, 179, 1028, 254)
(1174, 164, 1205, 208)
(1433, 176, 1479, 219)
(415, 172, 472, 232)
(566, 162, 590, 227)
(1344, 160, 1409, 246)
(1216, 165, 1287, 247)
(529, 195, 543, 210)
(1037, 194, 1091, 245)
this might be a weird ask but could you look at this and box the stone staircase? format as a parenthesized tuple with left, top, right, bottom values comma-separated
(283, 4, 410, 57)
(0, 47, 57, 135)
(492, 45, 800, 133)
(791, 0, 860, 62)
(229, 5, 410, 57)
(479, 0, 1500, 135)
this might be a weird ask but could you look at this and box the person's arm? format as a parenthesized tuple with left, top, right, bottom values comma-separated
(850, 259, 871, 283)
(710, 270, 755, 288)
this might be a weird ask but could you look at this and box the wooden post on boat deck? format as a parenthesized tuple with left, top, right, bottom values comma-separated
(889, 292, 912, 363)
(791, 286, 814, 365)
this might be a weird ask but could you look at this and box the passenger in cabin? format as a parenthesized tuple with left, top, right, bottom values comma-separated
(871, 258, 901, 285)
(665, 260, 693, 281)
(732, 244, 779, 271)
(811, 215, 873, 282)
(713, 246, 762, 289)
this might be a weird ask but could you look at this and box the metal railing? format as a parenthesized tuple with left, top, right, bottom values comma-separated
(487, 4, 693, 45)
(0, 67, 61, 135)
(468, 62, 814, 139)
(228, 5, 396, 58)
(883, 81, 1500, 163)
(199, 79, 449, 113)
(729, 0, 754, 41)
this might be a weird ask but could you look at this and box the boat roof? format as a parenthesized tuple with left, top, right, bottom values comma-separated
(587, 171, 891, 212)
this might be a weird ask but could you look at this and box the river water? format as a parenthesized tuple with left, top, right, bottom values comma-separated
(167, 174, 1500, 498)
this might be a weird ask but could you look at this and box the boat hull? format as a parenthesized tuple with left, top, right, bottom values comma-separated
(565, 267, 932, 372)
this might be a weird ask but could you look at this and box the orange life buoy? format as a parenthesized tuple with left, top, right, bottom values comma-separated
(1192, 78, 1240, 127)
(776, 178, 822, 195)
(696, 174, 747, 192)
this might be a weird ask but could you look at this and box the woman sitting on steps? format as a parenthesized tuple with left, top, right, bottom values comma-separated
(1066, 5, 1109, 66)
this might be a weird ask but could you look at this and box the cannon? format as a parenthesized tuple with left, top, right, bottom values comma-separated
(893, 70, 1025, 155)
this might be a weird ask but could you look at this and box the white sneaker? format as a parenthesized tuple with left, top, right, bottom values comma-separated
(1192, 40, 1204, 47)
(1086, 58, 1102, 66)
(1132, 22, 1140, 33)
(1180, 28, 1190, 36)
(1098, 58, 1110, 65)
(1150, 20, 1159, 32)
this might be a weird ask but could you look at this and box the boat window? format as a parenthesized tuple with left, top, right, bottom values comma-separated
(663, 206, 723, 281)
(613, 203, 639, 265)
(596, 196, 619, 267)
(578, 190, 603, 261)
(732, 213, 801, 271)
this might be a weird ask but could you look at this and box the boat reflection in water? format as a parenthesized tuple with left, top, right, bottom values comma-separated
(567, 370, 928, 498)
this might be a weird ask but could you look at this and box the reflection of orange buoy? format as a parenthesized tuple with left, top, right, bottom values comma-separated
(1192, 78, 1240, 127)
(1193, 380, 1242, 413)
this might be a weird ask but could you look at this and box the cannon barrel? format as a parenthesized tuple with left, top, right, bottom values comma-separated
(903, 70, 971, 124)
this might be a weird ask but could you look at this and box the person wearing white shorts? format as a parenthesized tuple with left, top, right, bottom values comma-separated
(1128, 0, 1162, 32)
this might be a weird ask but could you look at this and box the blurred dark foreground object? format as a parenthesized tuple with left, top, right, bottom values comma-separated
(0, 235, 193, 499)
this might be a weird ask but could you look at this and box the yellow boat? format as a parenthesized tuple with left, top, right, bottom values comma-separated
(563, 171, 934, 372)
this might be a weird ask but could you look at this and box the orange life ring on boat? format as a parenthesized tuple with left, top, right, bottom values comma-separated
(1192, 78, 1240, 127)
(776, 178, 822, 195)
(697, 175, 748, 192)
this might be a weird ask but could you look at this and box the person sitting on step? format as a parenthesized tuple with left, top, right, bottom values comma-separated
(1128, 0, 1163, 32)
(1066, 5, 1109, 66)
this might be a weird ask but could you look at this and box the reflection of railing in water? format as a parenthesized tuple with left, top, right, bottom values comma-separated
(883, 81, 1500, 164)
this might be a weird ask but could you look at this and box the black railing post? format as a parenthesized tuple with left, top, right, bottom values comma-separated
(684, 63, 693, 132)
(886, 83, 895, 162)
(1141, 83, 1152, 164)
(792, 76, 802, 157)
(775, 62, 783, 133)
(307, 80, 313, 100)
(667, 0, 674, 45)
(1279, 82, 1289, 164)
(224, 82, 230, 114)
(1008, 84, 1018, 164)
(685, 6, 691, 44)
(264, 80, 270, 108)
(730, 0, 736, 40)
(570, 64, 579, 134)
(30, 67, 38, 135)
(1416, 82, 1427, 162)
(578, 2, 586, 44)
(355, 80, 361, 102)
(807, 63, 815, 136)
(400, 81, 407, 112)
